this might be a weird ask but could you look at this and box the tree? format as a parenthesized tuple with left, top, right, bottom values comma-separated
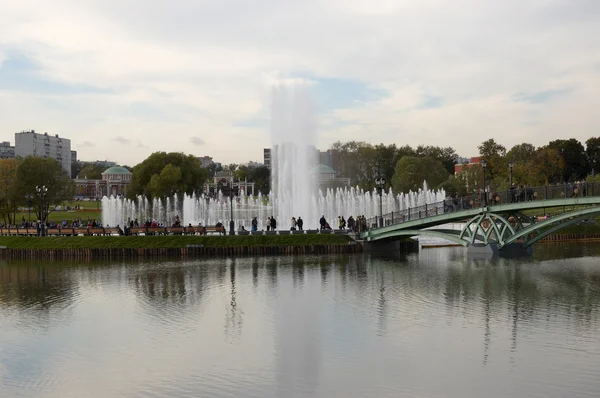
(248, 166, 270, 194)
(16, 156, 73, 221)
(528, 147, 564, 185)
(373, 143, 399, 184)
(437, 175, 469, 197)
(78, 163, 104, 179)
(148, 164, 183, 198)
(585, 137, 600, 175)
(71, 161, 83, 179)
(330, 141, 373, 187)
(415, 145, 457, 175)
(128, 152, 208, 200)
(506, 143, 536, 163)
(548, 139, 588, 181)
(391, 156, 449, 193)
(477, 138, 508, 190)
(0, 159, 21, 225)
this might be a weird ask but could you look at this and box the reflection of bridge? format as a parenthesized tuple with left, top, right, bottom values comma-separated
(361, 183, 600, 250)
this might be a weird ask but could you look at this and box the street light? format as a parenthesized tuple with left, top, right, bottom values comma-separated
(229, 183, 235, 236)
(508, 160, 514, 187)
(375, 178, 386, 227)
(480, 159, 487, 206)
(36, 185, 48, 236)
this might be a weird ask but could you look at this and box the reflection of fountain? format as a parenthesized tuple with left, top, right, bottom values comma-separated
(224, 260, 243, 341)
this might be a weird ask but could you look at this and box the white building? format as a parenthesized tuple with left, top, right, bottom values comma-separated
(0, 142, 15, 159)
(15, 130, 72, 174)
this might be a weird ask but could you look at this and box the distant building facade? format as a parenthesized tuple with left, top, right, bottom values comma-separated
(15, 130, 72, 174)
(263, 148, 271, 169)
(74, 166, 132, 198)
(0, 142, 15, 159)
(312, 164, 350, 188)
(204, 170, 255, 196)
(198, 156, 214, 168)
(454, 156, 482, 173)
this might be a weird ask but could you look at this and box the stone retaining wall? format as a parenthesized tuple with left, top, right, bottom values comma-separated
(542, 233, 600, 242)
(0, 244, 362, 260)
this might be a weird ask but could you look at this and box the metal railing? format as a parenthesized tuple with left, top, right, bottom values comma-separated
(366, 182, 600, 231)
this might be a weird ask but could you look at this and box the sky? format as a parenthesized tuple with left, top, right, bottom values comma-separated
(0, 0, 599, 166)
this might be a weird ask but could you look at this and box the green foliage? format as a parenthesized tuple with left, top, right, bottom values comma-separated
(0, 159, 21, 225)
(585, 137, 600, 174)
(414, 145, 457, 175)
(478, 138, 506, 181)
(436, 175, 468, 197)
(529, 147, 564, 185)
(248, 166, 270, 194)
(128, 152, 208, 199)
(16, 156, 74, 221)
(548, 138, 588, 181)
(330, 141, 456, 191)
(507, 143, 536, 163)
(78, 163, 104, 179)
(0, 234, 352, 249)
(392, 156, 449, 193)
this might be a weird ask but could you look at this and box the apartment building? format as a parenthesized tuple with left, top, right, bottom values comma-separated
(15, 130, 72, 174)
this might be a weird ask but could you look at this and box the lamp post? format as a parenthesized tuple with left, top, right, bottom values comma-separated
(375, 178, 386, 227)
(480, 159, 487, 206)
(229, 184, 235, 236)
(36, 185, 48, 236)
(508, 160, 514, 187)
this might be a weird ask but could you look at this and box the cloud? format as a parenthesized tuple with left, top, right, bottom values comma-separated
(114, 137, 131, 144)
(81, 141, 95, 147)
(190, 136, 205, 146)
(0, 0, 599, 164)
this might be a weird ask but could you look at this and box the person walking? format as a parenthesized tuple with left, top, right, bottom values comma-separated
(297, 217, 303, 231)
(319, 215, 326, 230)
(267, 216, 271, 231)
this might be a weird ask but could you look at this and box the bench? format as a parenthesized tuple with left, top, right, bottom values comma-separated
(205, 226, 226, 235)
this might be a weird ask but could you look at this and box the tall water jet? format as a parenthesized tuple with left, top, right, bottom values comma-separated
(270, 83, 318, 229)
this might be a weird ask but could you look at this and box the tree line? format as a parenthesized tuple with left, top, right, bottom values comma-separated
(328, 137, 600, 197)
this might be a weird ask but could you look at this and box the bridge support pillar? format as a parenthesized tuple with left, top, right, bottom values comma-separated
(363, 239, 419, 253)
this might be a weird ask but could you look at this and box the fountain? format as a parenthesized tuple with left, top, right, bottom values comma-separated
(102, 84, 446, 230)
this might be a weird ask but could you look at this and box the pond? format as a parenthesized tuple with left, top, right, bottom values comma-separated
(1, 243, 600, 397)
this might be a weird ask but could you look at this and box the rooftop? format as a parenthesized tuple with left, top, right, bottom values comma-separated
(102, 166, 132, 175)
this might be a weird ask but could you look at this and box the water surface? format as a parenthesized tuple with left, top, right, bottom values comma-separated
(1, 244, 600, 397)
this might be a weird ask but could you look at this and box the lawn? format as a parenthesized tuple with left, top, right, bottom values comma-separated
(0, 234, 353, 249)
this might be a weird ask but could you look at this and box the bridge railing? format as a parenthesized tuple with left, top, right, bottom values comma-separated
(366, 182, 600, 230)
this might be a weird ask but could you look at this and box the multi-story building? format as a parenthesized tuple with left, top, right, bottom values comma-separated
(198, 156, 214, 168)
(15, 130, 72, 174)
(263, 148, 271, 169)
(454, 156, 482, 174)
(71, 150, 78, 162)
(0, 142, 15, 159)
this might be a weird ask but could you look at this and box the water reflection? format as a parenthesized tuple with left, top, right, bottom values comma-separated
(0, 244, 599, 397)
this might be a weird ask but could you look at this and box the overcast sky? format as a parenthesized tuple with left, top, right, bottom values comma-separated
(1, 0, 599, 166)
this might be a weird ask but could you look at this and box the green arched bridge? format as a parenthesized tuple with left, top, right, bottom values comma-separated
(360, 183, 600, 250)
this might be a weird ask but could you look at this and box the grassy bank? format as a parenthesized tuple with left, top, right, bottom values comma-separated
(0, 234, 353, 249)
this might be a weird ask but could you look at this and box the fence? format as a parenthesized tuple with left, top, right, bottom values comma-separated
(366, 182, 600, 230)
